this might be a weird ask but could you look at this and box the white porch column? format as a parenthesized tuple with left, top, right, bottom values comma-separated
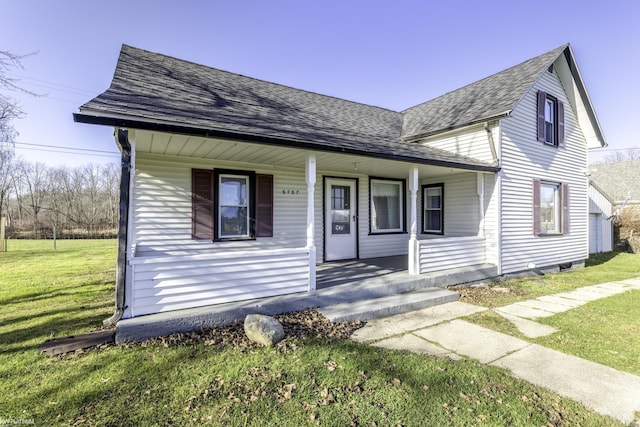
(306, 154, 317, 290)
(408, 166, 420, 275)
(477, 172, 485, 237)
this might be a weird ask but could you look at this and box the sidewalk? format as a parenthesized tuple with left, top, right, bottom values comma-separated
(351, 278, 640, 425)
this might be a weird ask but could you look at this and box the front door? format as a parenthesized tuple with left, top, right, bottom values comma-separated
(325, 178, 357, 261)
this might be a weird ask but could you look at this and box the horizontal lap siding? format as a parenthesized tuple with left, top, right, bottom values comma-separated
(131, 250, 309, 315)
(499, 69, 588, 274)
(422, 127, 494, 163)
(418, 237, 485, 273)
(133, 155, 307, 256)
(358, 176, 410, 259)
(422, 172, 480, 236)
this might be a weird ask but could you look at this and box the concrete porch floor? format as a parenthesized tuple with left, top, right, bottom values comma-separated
(316, 255, 409, 289)
(115, 256, 498, 343)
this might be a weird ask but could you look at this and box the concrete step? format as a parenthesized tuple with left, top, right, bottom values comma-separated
(318, 288, 460, 322)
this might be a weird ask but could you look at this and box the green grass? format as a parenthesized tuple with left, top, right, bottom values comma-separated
(465, 252, 640, 308)
(535, 290, 640, 376)
(465, 251, 640, 376)
(0, 240, 625, 426)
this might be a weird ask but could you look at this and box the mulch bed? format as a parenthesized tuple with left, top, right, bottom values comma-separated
(125, 309, 364, 352)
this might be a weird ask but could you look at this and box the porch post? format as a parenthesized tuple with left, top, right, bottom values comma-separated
(408, 166, 420, 275)
(306, 154, 317, 291)
(477, 172, 485, 237)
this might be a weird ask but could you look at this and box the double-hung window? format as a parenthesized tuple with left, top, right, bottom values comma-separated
(532, 179, 569, 235)
(537, 91, 565, 147)
(219, 174, 250, 238)
(370, 178, 405, 233)
(539, 182, 560, 233)
(422, 183, 444, 234)
(191, 168, 273, 241)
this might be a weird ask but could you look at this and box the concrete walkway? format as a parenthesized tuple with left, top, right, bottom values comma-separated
(352, 278, 640, 425)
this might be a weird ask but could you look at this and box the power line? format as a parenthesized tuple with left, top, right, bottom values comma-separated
(12, 141, 119, 154)
(15, 146, 120, 159)
(7, 73, 96, 95)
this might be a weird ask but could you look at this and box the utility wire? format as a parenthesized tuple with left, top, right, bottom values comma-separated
(9, 141, 120, 155)
(15, 146, 120, 159)
(7, 73, 97, 95)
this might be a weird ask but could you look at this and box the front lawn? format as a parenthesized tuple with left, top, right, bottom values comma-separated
(463, 251, 640, 376)
(457, 251, 640, 308)
(0, 240, 623, 425)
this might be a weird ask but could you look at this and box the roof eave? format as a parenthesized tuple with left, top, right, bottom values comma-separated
(404, 111, 511, 142)
(562, 45, 607, 148)
(74, 110, 500, 173)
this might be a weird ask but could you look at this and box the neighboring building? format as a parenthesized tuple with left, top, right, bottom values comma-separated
(74, 43, 606, 323)
(589, 160, 640, 207)
(589, 159, 640, 244)
(588, 182, 613, 253)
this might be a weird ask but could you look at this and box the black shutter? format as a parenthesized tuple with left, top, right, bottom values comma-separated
(192, 169, 214, 240)
(557, 101, 565, 147)
(532, 178, 541, 235)
(255, 174, 273, 237)
(537, 91, 546, 142)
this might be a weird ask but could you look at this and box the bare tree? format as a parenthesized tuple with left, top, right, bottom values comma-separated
(14, 160, 47, 234)
(0, 50, 37, 218)
(0, 141, 14, 217)
(602, 148, 640, 163)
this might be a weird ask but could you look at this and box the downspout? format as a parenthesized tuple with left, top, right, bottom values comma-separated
(484, 122, 499, 164)
(104, 128, 131, 327)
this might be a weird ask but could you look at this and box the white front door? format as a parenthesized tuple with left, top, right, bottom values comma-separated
(325, 178, 357, 261)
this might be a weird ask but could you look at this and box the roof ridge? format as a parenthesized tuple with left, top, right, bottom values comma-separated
(401, 43, 568, 113)
(120, 44, 401, 115)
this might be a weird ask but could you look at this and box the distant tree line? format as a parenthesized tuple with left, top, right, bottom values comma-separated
(1, 153, 119, 239)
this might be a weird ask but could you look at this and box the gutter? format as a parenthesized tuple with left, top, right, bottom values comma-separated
(403, 111, 511, 143)
(103, 128, 131, 327)
(73, 112, 500, 173)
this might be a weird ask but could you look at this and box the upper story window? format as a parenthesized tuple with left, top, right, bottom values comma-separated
(544, 98, 555, 145)
(370, 178, 405, 234)
(537, 91, 565, 148)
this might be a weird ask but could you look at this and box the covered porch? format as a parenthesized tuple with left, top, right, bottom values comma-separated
(116, 256, 498, 342)
(123, 130, 498, 318)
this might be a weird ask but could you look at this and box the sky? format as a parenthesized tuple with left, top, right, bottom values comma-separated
(1, 0, 639, 167)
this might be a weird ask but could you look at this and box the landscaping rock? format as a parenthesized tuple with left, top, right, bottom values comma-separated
(244, 314, 285, 346)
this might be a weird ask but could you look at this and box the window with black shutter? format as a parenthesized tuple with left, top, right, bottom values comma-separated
(536, 91, 565, 147)
(192, 169, 214, 240)
(532, 178, 569, 236)
(255, 174, 274, 237)
(191, 169, 273, 241)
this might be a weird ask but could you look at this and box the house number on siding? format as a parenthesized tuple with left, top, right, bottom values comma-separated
(282, 189, 300, 195)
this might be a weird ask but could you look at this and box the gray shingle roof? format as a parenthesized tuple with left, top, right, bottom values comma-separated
(589, 160, 640, 202)
(76, 44, 573, 170)
(401, 45, 567, 140)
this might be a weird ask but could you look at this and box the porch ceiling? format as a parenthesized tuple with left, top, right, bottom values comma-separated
(131, 130, 488, 179)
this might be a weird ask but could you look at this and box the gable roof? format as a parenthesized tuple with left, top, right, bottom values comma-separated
(74, 43, 605, 169)
(75, 45, 496, 171)
(402, 44, 606, 148)
(401, 45, 567, 140)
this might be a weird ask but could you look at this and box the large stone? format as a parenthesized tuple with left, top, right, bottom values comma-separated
(244, 314, 285, 346)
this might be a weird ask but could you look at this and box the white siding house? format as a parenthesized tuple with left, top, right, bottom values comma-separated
(75, 43, 605, 322)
